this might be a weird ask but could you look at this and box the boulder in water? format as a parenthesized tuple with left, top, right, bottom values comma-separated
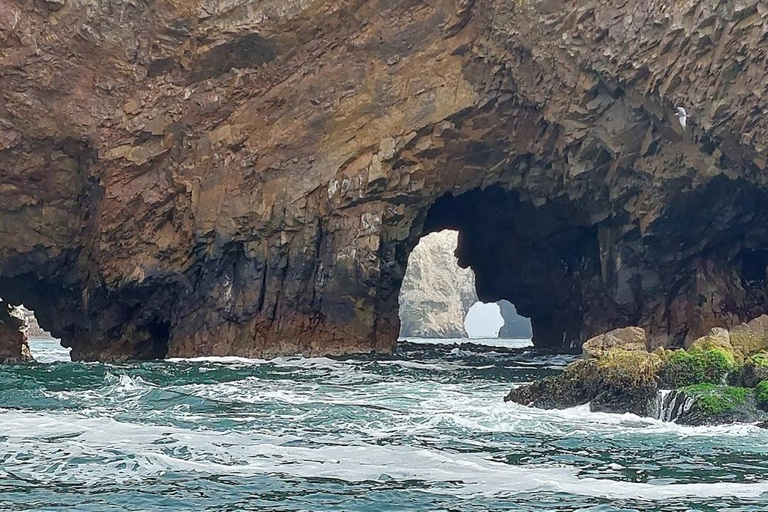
(662, 384, 764, 426)
(505, 349, 662, 416)
(509, 319, 768, 425)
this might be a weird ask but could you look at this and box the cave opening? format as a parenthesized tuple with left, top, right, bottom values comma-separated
(0, 274, 77, 363)
(397, 226, 531, 342)
(398, 186, 607, 352)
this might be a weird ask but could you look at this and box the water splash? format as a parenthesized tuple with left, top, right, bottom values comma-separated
(654, 389, 697, 423)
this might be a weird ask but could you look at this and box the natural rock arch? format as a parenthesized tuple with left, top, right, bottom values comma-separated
(398, 230, 477, 339)
(2, 0, 768, 360)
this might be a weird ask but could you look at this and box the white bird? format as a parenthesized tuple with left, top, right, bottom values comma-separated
(675, 106, 688, 131)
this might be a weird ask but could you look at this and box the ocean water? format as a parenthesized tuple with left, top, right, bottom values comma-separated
(1, 338, 768, 511)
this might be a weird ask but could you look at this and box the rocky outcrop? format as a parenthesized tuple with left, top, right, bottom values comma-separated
(506, 319, 768, 425)
(498, 300, 532, 339)
(0, 304, 31, 363)
(3, 0, 768, 360)
(398, 231, 476, 338)
(582, 326, 648, 359)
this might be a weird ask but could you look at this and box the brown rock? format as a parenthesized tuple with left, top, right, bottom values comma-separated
(688, 327, 737, 359)
(0, 304, 32, 363)
(729, 315, 768, 361)
(582, 327, 648, 359)
(3, 0, 768, 361)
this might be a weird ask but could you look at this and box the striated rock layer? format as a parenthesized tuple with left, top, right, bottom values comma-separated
(398, 231, 476, 338)
(2, 0, 768, 360)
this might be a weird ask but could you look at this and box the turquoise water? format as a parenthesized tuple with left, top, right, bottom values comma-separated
(2, 338, 768, 511)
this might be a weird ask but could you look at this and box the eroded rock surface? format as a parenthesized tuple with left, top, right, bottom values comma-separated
(3, 0, 768, 360)
(0, 304, 31, 363)
(398, 231, 476, 338)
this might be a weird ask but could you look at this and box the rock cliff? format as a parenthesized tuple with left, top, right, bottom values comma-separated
(2, 0, 768, 360)
(498, 300, 532, 339)
(0, 304, 31, 363)
(398, 230, 476, 338)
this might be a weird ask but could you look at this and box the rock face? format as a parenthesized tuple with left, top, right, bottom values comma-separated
(3, 0, 768, 360)
(0, 304, 32, 363)
(398, 231, 476, 338)
(498, 300, 532, 339)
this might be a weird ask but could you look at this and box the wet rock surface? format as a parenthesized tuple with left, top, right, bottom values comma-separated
(3, 0, 768, 360)
(508, 320, 768, 425)
(658, 385, 765, 426)
(505, 349, 662, 416)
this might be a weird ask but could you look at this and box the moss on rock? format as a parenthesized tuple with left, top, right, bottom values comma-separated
(505, 349, 661, 415)
(731, 352, 768, 387)
(507, 321, 768, 426)
(679, 384, 749, 415)
(670, 384, 764, 425)
(756, 381, 768, 411)
(689, 328, 737, 361)
(659, 348, 736, 388)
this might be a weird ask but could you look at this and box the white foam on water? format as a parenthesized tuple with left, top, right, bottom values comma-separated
(2, 410, 767, 501)
(11, 339, 768, 508)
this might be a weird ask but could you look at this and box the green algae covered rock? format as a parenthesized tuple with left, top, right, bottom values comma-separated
(659, 348, 736, 388)
(590, 350, 662, 415)
(668, 384, 763, 426)
(756, 381, 768, 411)
(505, 349, 661, 416)
(731, 352, 768, 388)
(506, 321, 768, 426)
